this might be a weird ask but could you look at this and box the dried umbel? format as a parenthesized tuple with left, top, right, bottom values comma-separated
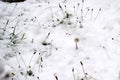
(74, 38, 79, 50)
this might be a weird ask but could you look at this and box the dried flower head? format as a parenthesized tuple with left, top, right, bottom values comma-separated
(74, 38, 79, 42)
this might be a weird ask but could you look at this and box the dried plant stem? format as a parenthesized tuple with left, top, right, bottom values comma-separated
(81, 0, 84, 21)
(103, 46, 110, 59)
(35, 17, 41, 28)
(3, 20, 9, 35)
(81, 0, 84, 10)
(38, 57, 43, 72)
(16, 54, 21, 68)
(75, 42, 78, 50)
(90, 9, 93, 20)
(54, 73, 59, 80)
(94, 8, 101, 21)
(80, 61, 88, 80)
(32, 52, 44, 70)
(81, 9, 83, 22)
(10, 13, 23, 23)
(79, 21, 83, 28)
(49, 40, 53, 56)
(19, 52, 27, 68)
(44, 32, 50, 42)
(72, 68, 76, 80)
(59, 4, 65, 18)
(9, 4, 17, 17)
(48, 2, 54, 18)
(76, 3, 80, 17)
(28, 52, 36, 68)
(84, 8, 90, 17)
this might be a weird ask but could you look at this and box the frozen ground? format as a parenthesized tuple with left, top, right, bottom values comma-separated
(0, 0, 120, 80)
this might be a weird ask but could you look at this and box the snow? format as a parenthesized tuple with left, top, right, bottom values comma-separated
(0, 0, 120, 80)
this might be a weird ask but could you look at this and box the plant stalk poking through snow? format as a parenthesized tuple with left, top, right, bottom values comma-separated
(54, 73, 59, 80)
(103, 46, 110, 59)
(3, 20, 9, 35)
(74, 38, 79, 50)
(9, 4, 17, 17)
(80, 61, 88, 80)
(81, 0, 84, 21)
(42, 33, 51, 46)
(80, 61, 96, 80)
(84, 7, 90, 17)
(94, 8, 101, 21)
(38, 56, 43, 72)
(59, 4, 65, 18)
(18, 52, 27, 69)
(15, 52, 21, 68)
(48, 2, 54, 19)
(72, 68, 76, 80)
(76, 3, 80, 17)
(90, 9, 93, 20)
(28, 52, 36, 68)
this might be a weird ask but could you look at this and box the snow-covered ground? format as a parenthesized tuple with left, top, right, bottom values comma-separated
(0, 0, 120, 80)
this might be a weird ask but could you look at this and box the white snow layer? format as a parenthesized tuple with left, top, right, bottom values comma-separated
(0, 0, 120, 80)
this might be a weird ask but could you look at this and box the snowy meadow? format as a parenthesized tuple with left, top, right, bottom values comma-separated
(0, 0, 120, 80)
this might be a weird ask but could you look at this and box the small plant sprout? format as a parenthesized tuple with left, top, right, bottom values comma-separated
(48, 2, 54, 19)
(103, 46, 110, 59)
(8, 21, 25, 46)
(94, 8, 102, 21)
(74, 38, 79, 50)
(3, 20, 9, 35)
(54, 73, 59, 80)
(72, 68, 76, 80)
(21, 33, 25, 40)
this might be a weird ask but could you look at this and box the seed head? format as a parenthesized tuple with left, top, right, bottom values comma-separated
(74, 38, 79, 42)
